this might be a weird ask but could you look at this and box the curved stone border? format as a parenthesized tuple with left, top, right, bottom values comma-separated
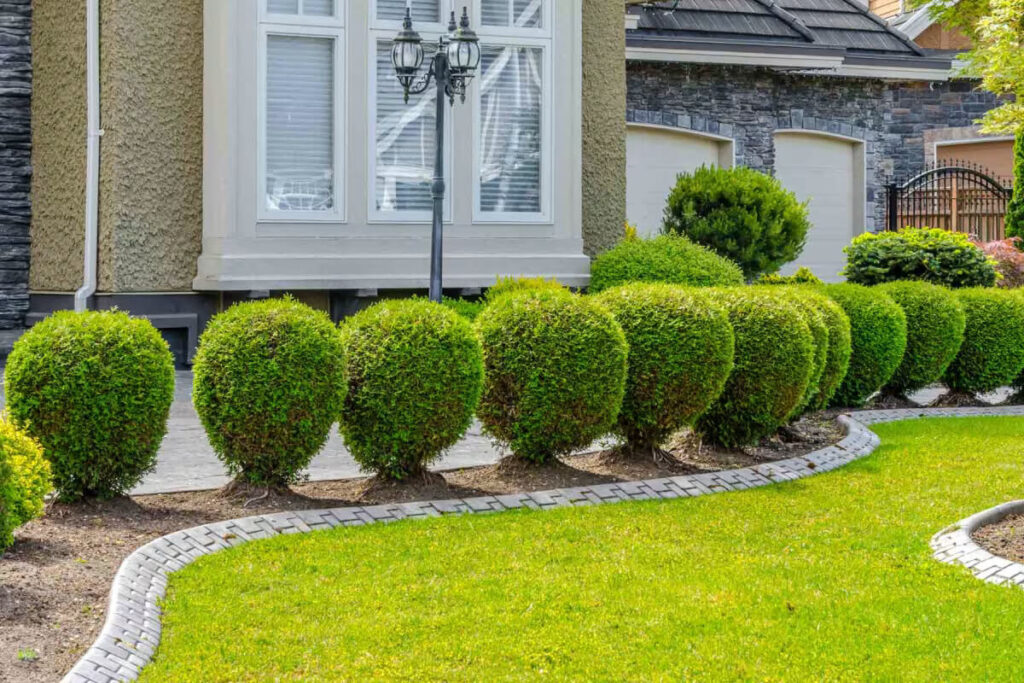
(62, 405, 1024, 683)
(931, 501, 1024, 587)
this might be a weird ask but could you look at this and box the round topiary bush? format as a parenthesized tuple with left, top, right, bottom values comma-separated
(5, 310, 175, 501)
(595, 284, 734, 454)
(485, 276, 568, 304)
(769, 287, 830, 417)
(877, 281, 966, 397)
(193, 298, 347, 489)
(843, 228, 997, 288)
(944, 288, 1024, 395)
(695, 289, 815, 447)
(822, 284, 907, 408)
(589, 234, 744, 293)
(662, 165, 811, 280)
(0, 417, 51, 552)
(339, 300, 484, 480)
(475, 291, 628, 463)
(798, 289, 852, 411)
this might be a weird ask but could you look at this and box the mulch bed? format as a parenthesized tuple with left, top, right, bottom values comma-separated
(973, 513, 1024, 565)
(0, 413, 842, 683)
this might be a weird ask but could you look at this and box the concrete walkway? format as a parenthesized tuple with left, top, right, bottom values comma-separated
(0, 371, 1012, 496)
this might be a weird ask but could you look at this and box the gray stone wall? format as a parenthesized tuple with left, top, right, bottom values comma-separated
(626, 62, 1004, 231)
(0, 0, 31, 328)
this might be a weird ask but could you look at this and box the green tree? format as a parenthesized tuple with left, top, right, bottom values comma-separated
(1007, 131, 1024, 239)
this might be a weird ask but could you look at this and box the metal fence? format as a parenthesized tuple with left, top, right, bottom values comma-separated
(886, 161, 1013, 242)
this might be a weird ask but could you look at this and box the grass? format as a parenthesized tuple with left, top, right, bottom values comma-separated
(140, 417, 1024, 681)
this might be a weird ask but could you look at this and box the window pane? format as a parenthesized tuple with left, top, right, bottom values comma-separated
(374, 42, 443, 215)
(266, 35, 335, 213)
(479, 46, 543, 214)
(303, 0, 334, 16)
(481, 0, 543, 28)
(267, 0, 299, 14)
(377, 0, 441, 22)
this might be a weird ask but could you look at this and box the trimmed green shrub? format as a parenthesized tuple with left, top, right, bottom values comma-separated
(663, 165, 811, 280)
(822, 284, 908, 408)
(595, 284, 734, 452)
(0, 418, 51, 552)
(944, 288, 1024, 394)
(5, 311, 175, 501)
(589, 234, 744, 293)
(757, 267, 823, 286)
(339, 300, 484, 480)
(695, 289, 815, 447)
(789, 288, 853, 412)
(1007, 131, 1024, 240)
(770, 287, 830, 417)
(485, 276, 568, 304)
(843, 228, 997, 289)
(193, 298, 347, 488)
(475, 291, 628, 463)
(878, 281, 966, 397)
(441, 296, 485, 322)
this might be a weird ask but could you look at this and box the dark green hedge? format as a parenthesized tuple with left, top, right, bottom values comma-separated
(663, 165, 811, 280)
(5, 311, 175, 501)
(589, 234, 744, 293)
(193, 298, 347, 488)
(0, 418, 50, 552)
(843, 228, 997, 289)
(878, 281, 966, 396)
(596, 284, 734, 451)
(339, 300, 484, 480)
(944, 289, 1024, 394)
(696, 288, 815, 447)
(475, 291, 628, 463)
(823, 284, 907, 408)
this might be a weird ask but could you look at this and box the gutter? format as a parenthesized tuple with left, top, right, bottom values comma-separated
(75, 0, 102, 313)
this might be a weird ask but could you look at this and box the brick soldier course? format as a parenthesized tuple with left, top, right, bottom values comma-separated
(932, 500, 1024, 587)
(62, 406, 1024, 683)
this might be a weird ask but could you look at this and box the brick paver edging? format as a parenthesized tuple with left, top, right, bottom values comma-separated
(931, 501, 1024, 587)
(61, 405, 1024, 683)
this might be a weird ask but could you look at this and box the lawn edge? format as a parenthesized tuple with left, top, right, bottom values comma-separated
(931, 500, 1024, 587)
(61, 405, 1024, 683)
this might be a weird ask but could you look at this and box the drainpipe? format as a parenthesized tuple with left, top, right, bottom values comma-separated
(75, 0, 101, 313)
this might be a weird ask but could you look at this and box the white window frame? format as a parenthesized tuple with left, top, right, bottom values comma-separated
(472, 0, 553, 224)
(368, 10, 454, 224)
(257, 9, 347, 223)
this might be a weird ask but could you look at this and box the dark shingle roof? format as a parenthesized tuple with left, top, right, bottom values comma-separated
(628, 0, 939, 61)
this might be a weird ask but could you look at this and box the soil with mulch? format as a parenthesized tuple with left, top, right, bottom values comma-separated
(0, 413, 843, 683)
(973, 514, 1024, 565)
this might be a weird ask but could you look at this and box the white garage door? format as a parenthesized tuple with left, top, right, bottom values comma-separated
(774, 133, 863, 282)
(627, 126, 730, 237)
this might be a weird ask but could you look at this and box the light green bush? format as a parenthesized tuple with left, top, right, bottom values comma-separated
(696, 289, 815, 447)
(877, 281, 966, 397)
(193, 298, 347, 488)
(485, 276, 569, 304)
(589, 234, 744, 293)
(475, 291, 628, 463)
(339, 300, 484, 480)
(596, 284, 734, 452)
(944, 289, 1024, 394)
(5, 311, 175, 501)
(822, 284, 907, 408)
(0, 417, 51, 552)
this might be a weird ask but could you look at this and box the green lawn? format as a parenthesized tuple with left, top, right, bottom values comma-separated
(141, 418, 1024, 681)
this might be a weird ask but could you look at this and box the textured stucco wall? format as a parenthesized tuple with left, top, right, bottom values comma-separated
(581, 0, 626, 256)
(30, 0, 86, 292)
(30, 0, 203, 294)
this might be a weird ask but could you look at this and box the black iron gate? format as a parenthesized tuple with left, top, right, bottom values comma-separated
(886, 162, 1013, 241)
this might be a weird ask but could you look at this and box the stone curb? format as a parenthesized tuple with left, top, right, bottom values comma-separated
(61, 405, 1024, 683)
(931, 500, 1024, 588)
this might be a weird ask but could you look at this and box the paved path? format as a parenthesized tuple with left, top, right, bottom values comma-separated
(0, 371, 1012, 496)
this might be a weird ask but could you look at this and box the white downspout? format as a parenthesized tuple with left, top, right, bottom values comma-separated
(75, 0, 101, 312)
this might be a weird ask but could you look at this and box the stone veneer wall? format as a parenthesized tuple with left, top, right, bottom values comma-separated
(626, 62, 1005, 230)
(0, 0, 31, 328)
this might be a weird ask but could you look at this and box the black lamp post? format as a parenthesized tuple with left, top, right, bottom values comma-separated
(392, 6, 481, 303)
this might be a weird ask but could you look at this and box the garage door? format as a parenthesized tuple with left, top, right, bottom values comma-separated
(774, 132, 863, 282)
(936, 139, 1014, 182)
(627, 126, 731, 237)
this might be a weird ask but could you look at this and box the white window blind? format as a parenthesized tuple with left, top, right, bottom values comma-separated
(374, 41, 447, 216)
(267, 0, 335, 16)
(376, 0, 442, 22)
(265, 34, 336, 213)
(478, 45, 543, 215)
(481, 0, 543, 28)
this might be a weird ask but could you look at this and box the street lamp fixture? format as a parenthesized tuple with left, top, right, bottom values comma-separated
(391, 6, 481, 303)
